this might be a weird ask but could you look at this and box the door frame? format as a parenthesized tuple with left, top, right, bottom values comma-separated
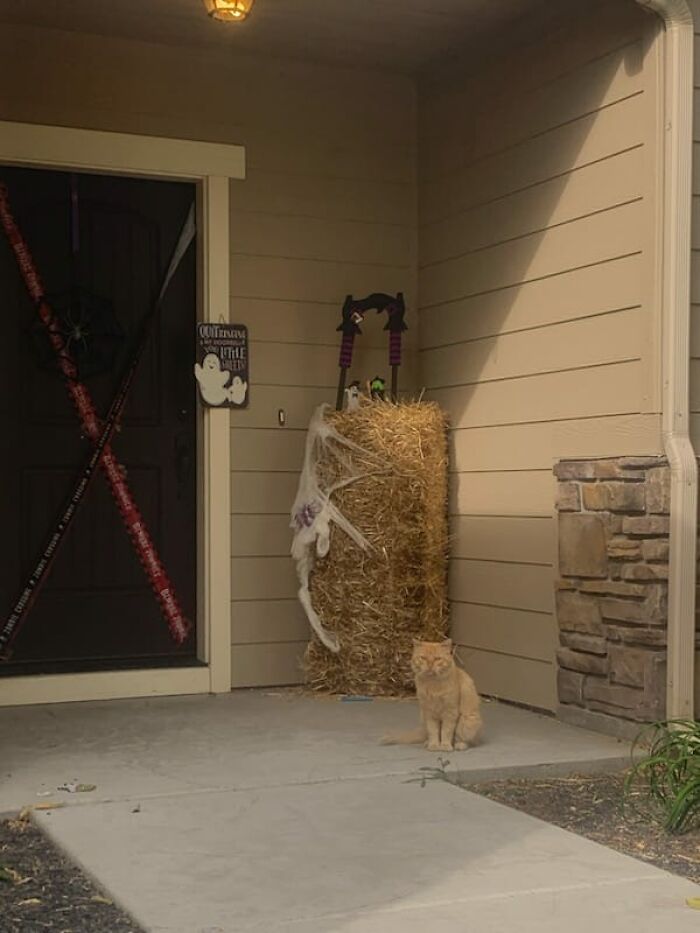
(0, 120, 245, 706)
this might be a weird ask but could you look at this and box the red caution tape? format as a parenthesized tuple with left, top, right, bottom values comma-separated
(0, 184, 190, 645)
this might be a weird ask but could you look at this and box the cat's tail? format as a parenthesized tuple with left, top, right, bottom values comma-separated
(456, 711, 483, 747)
(379, 727, 427, 746)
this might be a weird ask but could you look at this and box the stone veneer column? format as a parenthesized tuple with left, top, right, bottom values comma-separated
(554, 458, 670, 736)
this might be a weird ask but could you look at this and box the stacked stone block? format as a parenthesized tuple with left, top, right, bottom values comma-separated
(554, 457, 670, 728)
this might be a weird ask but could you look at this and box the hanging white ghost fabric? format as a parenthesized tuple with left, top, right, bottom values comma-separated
(290, 404, 375, 653)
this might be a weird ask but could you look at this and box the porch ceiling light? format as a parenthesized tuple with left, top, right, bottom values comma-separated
(203, 0, 255, 22)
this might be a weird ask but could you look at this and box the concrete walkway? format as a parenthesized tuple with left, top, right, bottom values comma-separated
(1, 691, 698, 931)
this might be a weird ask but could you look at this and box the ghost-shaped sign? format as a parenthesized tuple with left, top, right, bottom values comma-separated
(194, 323, 249, 408)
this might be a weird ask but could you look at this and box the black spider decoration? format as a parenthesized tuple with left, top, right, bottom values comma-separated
(30, 286, 125, 380)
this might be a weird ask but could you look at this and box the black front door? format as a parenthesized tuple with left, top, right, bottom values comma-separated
(0, 166, 197, 675)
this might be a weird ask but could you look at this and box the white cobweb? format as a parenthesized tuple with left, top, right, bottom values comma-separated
(289, 404, 376, 653)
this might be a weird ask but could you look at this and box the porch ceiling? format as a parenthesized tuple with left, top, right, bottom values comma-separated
(0, 0, 570, 74)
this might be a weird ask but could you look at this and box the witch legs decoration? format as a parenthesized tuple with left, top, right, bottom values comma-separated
(385, 292, 406, 402)
(335, 292, 407, 409)
(335, 294, 365, 411)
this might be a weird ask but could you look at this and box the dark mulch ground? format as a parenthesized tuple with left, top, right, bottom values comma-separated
(469, 771, 700, 884)
(0, 811, 143, 933)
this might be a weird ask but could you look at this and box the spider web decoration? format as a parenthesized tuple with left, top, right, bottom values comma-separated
(30, 286, 125, 380)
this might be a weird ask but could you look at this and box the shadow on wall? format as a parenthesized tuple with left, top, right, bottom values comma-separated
(415, 0, 654, 708)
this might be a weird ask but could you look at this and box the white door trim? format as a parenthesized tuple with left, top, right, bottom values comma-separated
(0, 120, 244, 706)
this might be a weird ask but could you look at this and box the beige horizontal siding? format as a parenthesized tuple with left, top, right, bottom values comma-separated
(450, 516, 554, 566)
(457, 46, 641, 168)
(231, 558, 298, 603)
(692, 143, 700, 192)
(231, 516, 291, 558)
(231, 213, 413, 268)
(451, 415, 662, 474)
(244, 137, 411, 186)
(420, 93, 645, 226)
(692, 309, 700, 427)
(550, 414, 663, 460)
(232, 600, 308, 644)
(420, 200, 643, 309)
(231, 643, 306, 689)
(458, 649, 557, 711)
(430, 361, 643, 430)
(230, 386, 331, 431)
(422, 308, 641, 389)
(419, 253, 642, 349)
(691, 173, 700, 442)
(421, 0, 645, 137)
(231, 255, 412, 306)
(449, 472, 555, 518)
(230, 429, 306, 473)
(451, 604, 555, 665)
(421, 40, 644, 183)
(419, 2, 658, 711)
(689, 358, 700, 412)
(450, 561, 554, 615)
(231, 473, 299, 516)
(233, 168, 414, 226)
(420, 146, 643, 267)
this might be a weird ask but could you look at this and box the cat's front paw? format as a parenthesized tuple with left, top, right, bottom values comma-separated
(427, 742, 453, 752)
(454, 741, 468, 751)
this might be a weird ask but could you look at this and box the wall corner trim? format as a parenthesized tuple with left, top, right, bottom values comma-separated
(634, 0, 697, 718)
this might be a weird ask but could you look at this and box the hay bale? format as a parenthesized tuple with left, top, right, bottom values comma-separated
(304, 400, 449, 695)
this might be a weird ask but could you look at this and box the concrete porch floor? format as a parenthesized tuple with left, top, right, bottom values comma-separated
(1, 690, 698, 932)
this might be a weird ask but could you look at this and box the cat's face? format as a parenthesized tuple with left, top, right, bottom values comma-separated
(411, 640, 454, 678)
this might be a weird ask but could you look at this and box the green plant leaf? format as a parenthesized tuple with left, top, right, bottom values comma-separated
(624, 720, 700, 835)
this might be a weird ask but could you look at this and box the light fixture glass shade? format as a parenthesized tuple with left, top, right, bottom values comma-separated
(203, 0, 255, 22)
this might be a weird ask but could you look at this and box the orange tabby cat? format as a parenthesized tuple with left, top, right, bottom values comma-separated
(381, 639, 482, 751)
